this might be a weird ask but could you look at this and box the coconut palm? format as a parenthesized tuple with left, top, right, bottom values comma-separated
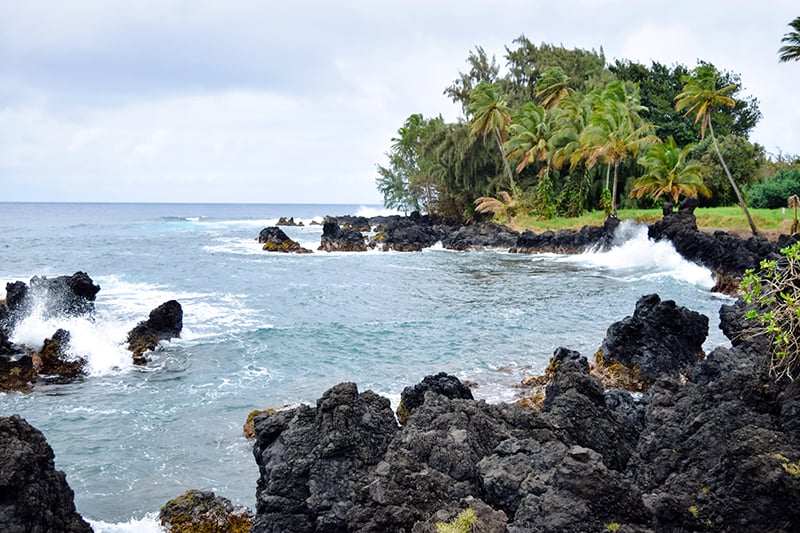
(534, 66, 571, 109)
(630, 137, 711, 204)
(581, 87, 658, 217)
(675, 65, 758, 235)
(503, 102, 561, 216)
(466, 82, 516, 190)
(779, 16, 800, 63)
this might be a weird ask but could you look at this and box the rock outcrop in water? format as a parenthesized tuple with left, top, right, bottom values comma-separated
(0, 415, 92, 532)
(258, 226, 312, 253)
(510, 216, 620, 254)
(159, 489, 253, 532)
(318, 218, 368, 252)
(0, 272, 100, 390)
(127, 299, 184, 365)
(251, 295, 800, 532)
(4, 271, 100, 325)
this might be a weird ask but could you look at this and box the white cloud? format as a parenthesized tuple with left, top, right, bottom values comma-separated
(1, 1, 799, 203)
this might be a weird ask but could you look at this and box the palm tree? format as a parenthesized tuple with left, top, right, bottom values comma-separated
(675, 65, 758, 235)
(504, 103, 555, 175)
(534, 67, 571, 109)
(581, 87, 658, 217)
(466, 82, 516, 190)
(779, 16, 800, 62)
(630, 137, 711, 204)
(504, 103, 560, 216)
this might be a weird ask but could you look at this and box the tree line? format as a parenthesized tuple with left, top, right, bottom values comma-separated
(376, 25, 800, 232)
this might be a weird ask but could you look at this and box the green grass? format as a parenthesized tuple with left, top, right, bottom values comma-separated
(512, 206, 797, 235)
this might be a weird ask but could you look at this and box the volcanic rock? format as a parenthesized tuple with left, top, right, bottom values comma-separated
(379, 212, 453, 251)
(277, 217, 303, 227)
(510, 216, 620, 254)
(127, 300, 183, 364)
(597, 293, 708, 386)
(318, 218, 367, 252)
(0, 415, 92, 532)
(34, 328, 87, 379)
(648, 197, 786, 281)
(396, 371, 474, 424)
(251, 382, 398, 532)
(258, 227, 312, 253)
(441, 222, 520, 251)
(4, 272, 100, 326)
(159, 489, 253, 533)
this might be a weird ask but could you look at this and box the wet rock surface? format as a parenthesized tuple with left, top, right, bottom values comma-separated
(127, 299, 183, 364)
(648, 198, 791, 285)
(251, 294, 800, 532)
(0, 415, 92, 533)
(318, 218, 368, 252)
(258, 226, 312, 253)
(159, 489, 253, 533)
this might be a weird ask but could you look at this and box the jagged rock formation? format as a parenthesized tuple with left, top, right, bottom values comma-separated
(277, 216, 304, 227)
(1, 272, 100, 391)
(0, 415, 92, 532)
(159, 489, 253, 533)
(251, 295, 800, 532)
(649, 198, 792, 291)
(597, 293, 709, 386)
(510, 216, 620, 254)
(126, 299, 183, 365)
(441, 222, 520, 251)
(4, 271, 100, 325)
(318, 219, 368, 252)
(258, 226, 312, 253)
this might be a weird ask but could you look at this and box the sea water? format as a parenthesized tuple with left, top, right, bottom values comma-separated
(0, 203, 731, 530)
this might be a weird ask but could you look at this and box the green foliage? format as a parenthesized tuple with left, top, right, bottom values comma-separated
(376, 113, 445, 214)
(690, 135, 765, 207)
(435, 508, 478, 533)
(778, 16, 800, 63)
(599, 188, 613, 216)
(741, 242, 800, 381)
(631, 137, 710, 203)
(746, 169, 800, 209)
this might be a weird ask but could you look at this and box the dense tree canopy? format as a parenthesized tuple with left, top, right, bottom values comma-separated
(377, 36, 770, 222)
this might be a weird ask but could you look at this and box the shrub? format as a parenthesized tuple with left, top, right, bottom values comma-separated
(745, 168, 800, 208)
(740, 242, 800, 380)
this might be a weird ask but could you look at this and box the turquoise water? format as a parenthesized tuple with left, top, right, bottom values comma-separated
(0, 203, 731, 529)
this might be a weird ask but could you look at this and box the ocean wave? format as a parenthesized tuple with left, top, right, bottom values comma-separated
(88, 513, 163, 533)
(558, 221, 715, 289)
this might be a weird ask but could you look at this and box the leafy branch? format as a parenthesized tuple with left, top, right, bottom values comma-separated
(741, 242, 800, 381)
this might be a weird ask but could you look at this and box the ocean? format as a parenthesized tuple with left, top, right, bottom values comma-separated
(0, 202, 731, 531)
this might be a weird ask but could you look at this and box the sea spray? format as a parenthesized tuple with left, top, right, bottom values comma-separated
(560, 220, 715, 289)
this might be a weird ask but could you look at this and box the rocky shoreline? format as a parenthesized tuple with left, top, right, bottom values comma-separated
(263, 199, 794, 295)
(2, 202, 800, 531)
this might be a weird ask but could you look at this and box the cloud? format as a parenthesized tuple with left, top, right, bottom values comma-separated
(1, 1, 799, 203)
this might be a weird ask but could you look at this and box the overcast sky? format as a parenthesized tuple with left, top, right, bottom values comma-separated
(1, 1, 799, 204)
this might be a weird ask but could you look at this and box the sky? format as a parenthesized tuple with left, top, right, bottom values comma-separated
(1, 1, 799, 204)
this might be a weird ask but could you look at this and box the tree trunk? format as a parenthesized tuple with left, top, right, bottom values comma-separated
(494, 126, 516, 191)
(611, 159, 620, 217)
(605, 163, 611, 190)
(709, 121, 758, 236)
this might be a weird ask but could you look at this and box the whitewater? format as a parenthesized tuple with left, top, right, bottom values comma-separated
(0, 203, 731, 531)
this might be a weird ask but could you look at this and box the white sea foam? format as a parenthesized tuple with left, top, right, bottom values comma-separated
(9, 301, 133, 376)
(559, 221, 714, 288)
(88, 514, 164, 533)
(355, 205, 401, 218)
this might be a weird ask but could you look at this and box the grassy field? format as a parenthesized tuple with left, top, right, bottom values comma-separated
(512, 206, 798, 236)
